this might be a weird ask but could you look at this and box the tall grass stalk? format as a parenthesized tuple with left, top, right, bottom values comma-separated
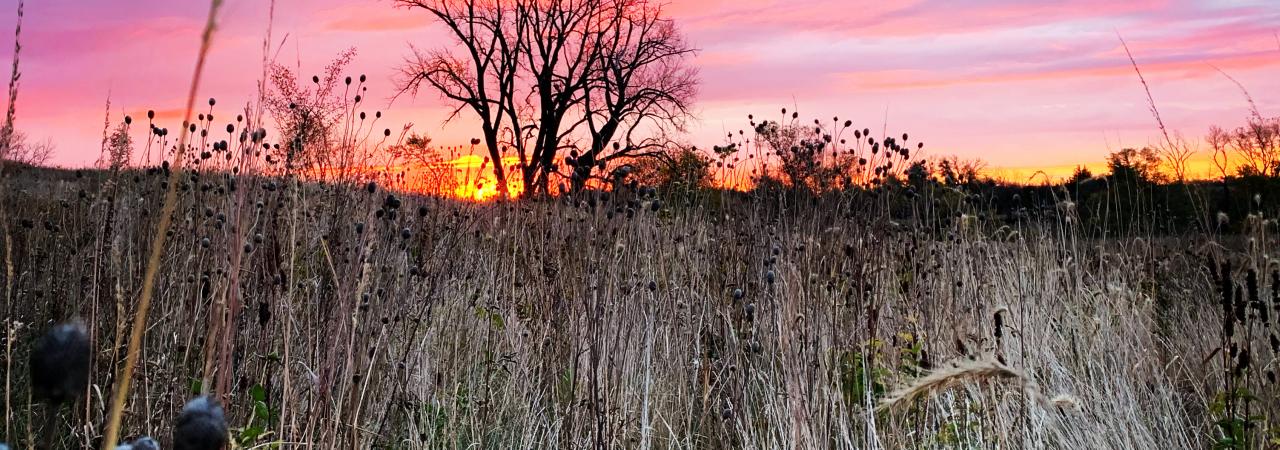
(0, 1, 21, 439)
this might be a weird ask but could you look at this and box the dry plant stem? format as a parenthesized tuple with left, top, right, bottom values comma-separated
(99, 1, 223, 448)
(280, 175, 299, 441)
(1118, 35, 1180, 175)
(0, 0, 21, 441)
(4, 322, 15, 440)
(24, 391, 30, 450)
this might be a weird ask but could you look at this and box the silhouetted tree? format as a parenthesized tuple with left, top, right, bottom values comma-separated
(1107, 147, 1163, 185)
(0, 130, 52, 166)
(572, 1, 697, 191)
(396, 0, 697, 197)
(1229, 115, 1280, 178)
(1069, 165, 1093, 185)
(395, 1, 518, 195)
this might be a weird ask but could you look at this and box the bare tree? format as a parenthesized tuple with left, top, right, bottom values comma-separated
(571, 0, 697, 191)
(396, 0, 697, 197)
(0, 130, 53, 166)
(1159, 133, 1196, 182)
(396, 0, 520, 195)
(1230, 115, 1280, 177)
(507, 0, 614, 195)
(1207, 125, 1231, 180)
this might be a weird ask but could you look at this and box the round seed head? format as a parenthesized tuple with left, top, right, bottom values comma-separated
(116, 436, 160, 450)
(29, 322, 91, 405)
(173, 396, 228, 450)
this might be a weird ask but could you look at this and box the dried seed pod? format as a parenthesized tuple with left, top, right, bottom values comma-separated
(173, 396, 228, 450)
(30, 322, 90, 406)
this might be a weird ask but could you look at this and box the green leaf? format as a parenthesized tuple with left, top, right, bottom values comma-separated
(255, 400, 270, 420)
(238, 425, 265, 443)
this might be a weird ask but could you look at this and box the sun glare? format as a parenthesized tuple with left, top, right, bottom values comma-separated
(442, 155, 525, 201)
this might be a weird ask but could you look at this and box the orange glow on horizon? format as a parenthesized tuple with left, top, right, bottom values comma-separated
(315, 148, 1243, 203)
(308, 154, 526, 202)
(984, 153, 1242, 184)
(442, 155, 525, 201)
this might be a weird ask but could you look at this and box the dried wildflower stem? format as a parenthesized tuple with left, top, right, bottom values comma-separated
(4, 321, 17, 439)
(0, 0, 21, 439)
(99, 1, 223, 448)
(0, 16, 22, 429)
(281, 173, 302, 441)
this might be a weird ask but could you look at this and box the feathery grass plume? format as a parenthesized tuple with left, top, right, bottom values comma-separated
(0, 0, 21, 155)
(1050, 394, 1081, 412)
(878, 355, 1025, 411)
(100, 1, 225, 448)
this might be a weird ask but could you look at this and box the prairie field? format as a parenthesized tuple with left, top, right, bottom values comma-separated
(2, 0, 1280, 449)
(1, 162, 1276, 448)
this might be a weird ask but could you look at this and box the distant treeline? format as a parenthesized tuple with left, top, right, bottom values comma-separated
(638, 144, 1279, 238)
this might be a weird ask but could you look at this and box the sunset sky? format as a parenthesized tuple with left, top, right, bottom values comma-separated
(1, 0, 1278, 180)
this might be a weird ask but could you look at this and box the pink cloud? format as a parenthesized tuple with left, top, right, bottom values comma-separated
(841, 51, 1280, 90)
(317, 3, 429, 32)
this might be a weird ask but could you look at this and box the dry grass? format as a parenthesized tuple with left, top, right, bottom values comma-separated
(877, 356, 1025, 411)
(0, 164, 1270, 449)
